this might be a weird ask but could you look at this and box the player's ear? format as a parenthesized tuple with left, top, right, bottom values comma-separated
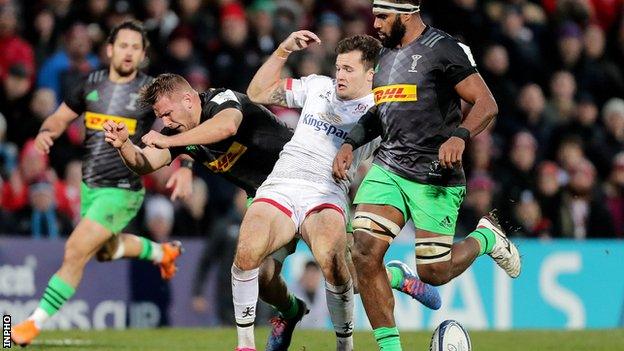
(366, 67, 374, 82)
(183, 93, 193, 111)
(106, 43, 113, 59)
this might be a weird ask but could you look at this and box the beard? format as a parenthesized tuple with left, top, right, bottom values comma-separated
(113, 61, 138, 77)
(378, 16, 407, 48)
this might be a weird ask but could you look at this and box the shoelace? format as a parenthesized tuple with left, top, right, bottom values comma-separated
(269, 317, 287, 337)
(402, 277, 425, 295)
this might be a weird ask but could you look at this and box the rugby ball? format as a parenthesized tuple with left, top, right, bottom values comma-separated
(429, 320, 472, 351)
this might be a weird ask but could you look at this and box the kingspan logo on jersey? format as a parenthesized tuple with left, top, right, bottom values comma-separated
(302, 113, 348, 139)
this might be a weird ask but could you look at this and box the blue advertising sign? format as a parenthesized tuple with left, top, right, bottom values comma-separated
(280, 239, 624, 330)
(1, 237, 622, 330)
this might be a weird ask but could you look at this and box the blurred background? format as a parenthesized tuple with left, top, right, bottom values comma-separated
(1, 0, 624, 332)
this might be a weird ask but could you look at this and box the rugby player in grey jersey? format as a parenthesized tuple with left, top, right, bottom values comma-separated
(12, 21, 188, 347)
(333, 1, 521, 350)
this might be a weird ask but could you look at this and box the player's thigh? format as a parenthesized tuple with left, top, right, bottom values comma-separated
(237, 202, 296, 259)
(405, 183, 465, 236)
(81, 184, 145, 234)
(353, 164, 410, 224)
(301, 208, 347, 260)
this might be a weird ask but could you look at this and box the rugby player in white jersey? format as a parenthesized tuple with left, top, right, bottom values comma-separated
(233, 32, 440, 351)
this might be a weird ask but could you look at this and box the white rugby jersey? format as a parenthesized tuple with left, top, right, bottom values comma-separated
(263, 74, 379, 194)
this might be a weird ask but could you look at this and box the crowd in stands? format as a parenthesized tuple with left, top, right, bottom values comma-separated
(1, 0, 624, 241)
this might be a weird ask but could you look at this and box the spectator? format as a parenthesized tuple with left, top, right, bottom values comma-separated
(37, 23, 100, 105)
(1, 140, 70, 215)
(577, 24, 624, 107)
(534, 161, 563, 234)
(157, 25, 201, 76)
(512, 190, 552, 238)
(592, 98, 624, 177)
(129, 195, 174, 327)
(314, 12, 343, 75)
(495, 5, 543, 84)
(28, 9, 59, 67)
(249, 0, 277, 56)
(457, 175, 495, 237)
(497, 131, 538, 218)
(556, 22, 583, 71)
(481, 45, 518, 133)
(291, 260, 327, 329)
(604, 153, 624, 238)
(556, 135, 585, 174)
(173, 177, 209, 236)
(0, 112, 17, 178)
(544, 70, 577, 123)
(549, 93, 604, 163)
(207, 2, 261, 92)
(144, 0, 179, 60)
(0, 64, 37, 146)
(557, 158, 615, 238)
(0, 3, 35, 84)
(464, 132, 495, 178)
(515, 83, 553, 154)
(14, 179, 73, 238)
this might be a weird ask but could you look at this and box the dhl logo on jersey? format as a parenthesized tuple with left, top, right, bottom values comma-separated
(373, 84, 417, 104)
(204, 142, 247, 173)
(85, 112, 137, 135)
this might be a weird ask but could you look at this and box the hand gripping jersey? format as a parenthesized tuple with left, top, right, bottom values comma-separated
(372, 26, 478, 186)
(64, 70, 156, 190)
(265, 74, 378, 196)
(164, 89, 293, 196)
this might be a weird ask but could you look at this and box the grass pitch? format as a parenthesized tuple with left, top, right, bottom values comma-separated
(28, 328, 624, 350)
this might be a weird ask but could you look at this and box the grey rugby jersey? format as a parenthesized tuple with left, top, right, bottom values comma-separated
(65, 69, 155, 190)
(372, 26, 477, 186)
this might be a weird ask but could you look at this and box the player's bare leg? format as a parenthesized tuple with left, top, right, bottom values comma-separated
(416, 213, 521, 286)
(232, 202, 296, 351)
(96, 234, 183, 280)
(11, 219, 112, 346)
(302, 208, 353, 351)
(351, 204, 405, 351)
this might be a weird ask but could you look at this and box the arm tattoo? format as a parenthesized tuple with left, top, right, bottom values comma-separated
(269, 85, 287, 106)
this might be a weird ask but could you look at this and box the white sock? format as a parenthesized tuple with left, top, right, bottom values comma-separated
(112, 240, 125, 260)
(28, 307, 50, 329)
(325, 280, 354, 351)
(151, 242, 164, 263)
(232, 265, 259, 349)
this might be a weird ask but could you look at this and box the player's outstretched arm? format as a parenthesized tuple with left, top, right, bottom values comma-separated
(156, 108, 244, 148)
(247, 30, 320, 106)
(34, 103, 80, 154)
(104, 120, 172, 175)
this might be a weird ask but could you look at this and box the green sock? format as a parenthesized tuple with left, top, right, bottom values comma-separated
(38, 275, 76, 316)
(373, 326, 402, 351)
(138, 237, 153, 260)
(388, 267, 403, 289)
(278, 294, 299, 319)
(468, 227, 496, 255)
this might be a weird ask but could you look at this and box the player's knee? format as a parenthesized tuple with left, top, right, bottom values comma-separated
(417, 263, 451, 286)
(234, 249, 263, 271)
(351, 240, 380, 272)
(258, 259, 277, 287)
(315, 249, 345, 283)
(94, 238, 118, 262)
